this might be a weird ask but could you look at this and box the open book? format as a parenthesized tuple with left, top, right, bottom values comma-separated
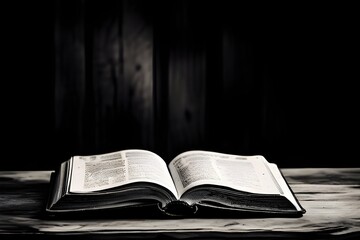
(46, 149, 305, 217)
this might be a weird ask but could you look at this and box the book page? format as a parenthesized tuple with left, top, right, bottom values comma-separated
(267, 163, 303, 211)
(69, 149, 178, 198)
(168, 151, 282, 197)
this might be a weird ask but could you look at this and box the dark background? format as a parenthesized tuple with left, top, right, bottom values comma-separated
(2, 0, 358, 170)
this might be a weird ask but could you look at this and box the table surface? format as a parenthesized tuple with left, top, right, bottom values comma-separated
(0, 168, 359, 239)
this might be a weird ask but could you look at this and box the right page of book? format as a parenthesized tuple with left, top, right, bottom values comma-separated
(168, 151, 283, 198)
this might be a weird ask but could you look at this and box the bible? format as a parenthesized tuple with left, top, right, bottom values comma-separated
(46, 149, 305, 217)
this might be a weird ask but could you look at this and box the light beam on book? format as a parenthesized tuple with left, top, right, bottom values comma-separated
(46, 149, 306, 217)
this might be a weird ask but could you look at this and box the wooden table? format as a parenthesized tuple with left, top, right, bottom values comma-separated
(0, 168, 359, 239)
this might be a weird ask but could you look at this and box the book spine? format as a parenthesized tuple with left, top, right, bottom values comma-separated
(158, 201, 198, 217)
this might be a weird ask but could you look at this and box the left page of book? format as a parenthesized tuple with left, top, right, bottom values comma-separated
(68, 149, 178, 198)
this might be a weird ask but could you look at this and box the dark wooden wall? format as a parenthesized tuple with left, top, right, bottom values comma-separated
(2, 1, 358, 170)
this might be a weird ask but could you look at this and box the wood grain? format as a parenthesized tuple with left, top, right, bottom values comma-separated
(47, 1, 359, 171)
(166, 1, 207, 157)
(0, 168, 359, 239)
(54, 0, 86, 161)
(87, 0, 122, 153)
(53, 0, 155, 160)
(122, 0, 154, 150)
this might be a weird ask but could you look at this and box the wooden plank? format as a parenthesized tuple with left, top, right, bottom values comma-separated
(86, 0, 122, 154)
(166, 1, 207, 158)
(221, 27, 260, 154)
(168, 47, 206, 157)
(54, 0, 155, 159)
(122, 0, 154, 150)
(54, 0, 86, 162)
